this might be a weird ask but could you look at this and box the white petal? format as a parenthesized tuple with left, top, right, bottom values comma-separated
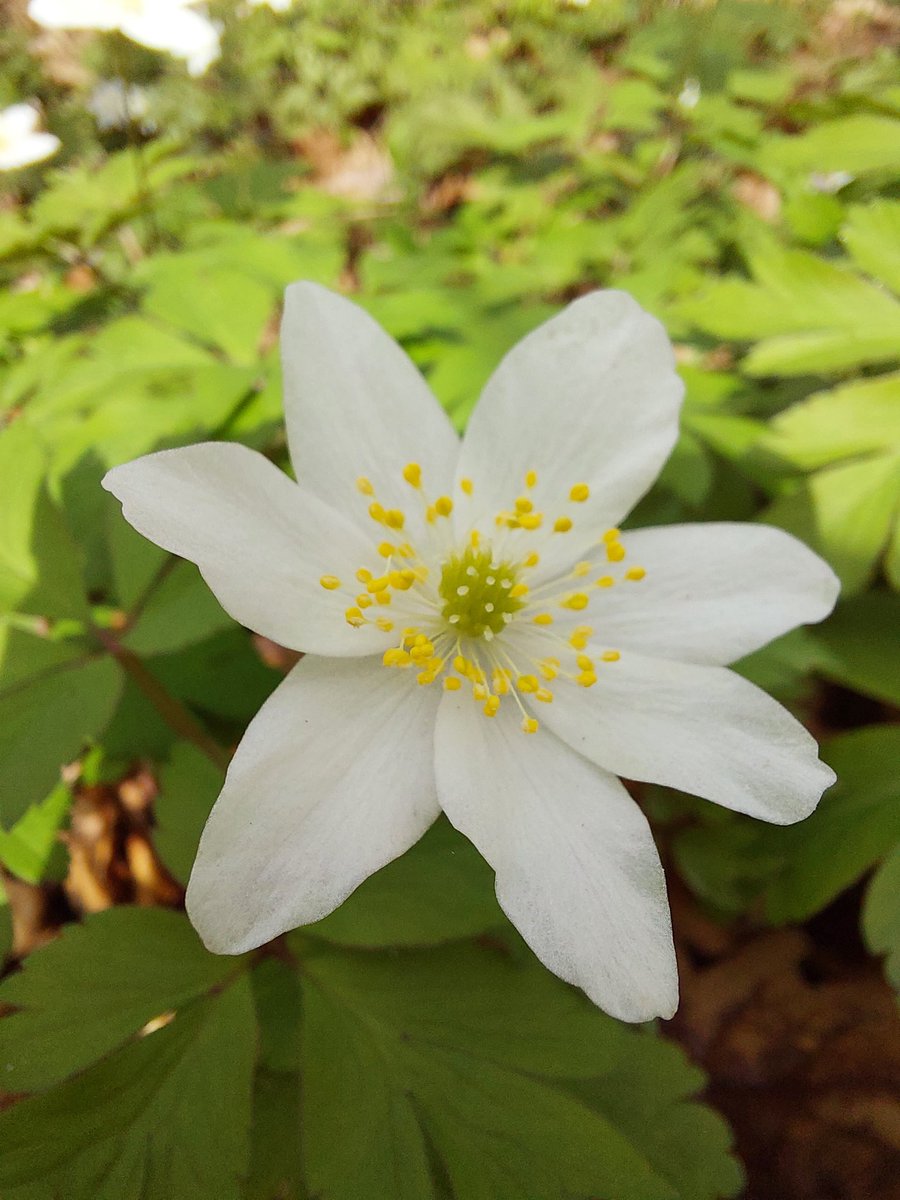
(0, 104, 39, 138)
(557, 522, 840, 665)
(120, 6, 220, 72)
(0, 132, 60, 171)
(537, 651, 835, 824)
(434, 695, 677, 1022)
(27, 0, 120, 29)
(280, 283, 460, 538)
(455, 291, 683, 575)
(102, 442, 392, 656)
(187, 655, 440, 953)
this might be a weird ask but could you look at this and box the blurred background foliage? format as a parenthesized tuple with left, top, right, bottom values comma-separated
(0, 0, 898, 1197)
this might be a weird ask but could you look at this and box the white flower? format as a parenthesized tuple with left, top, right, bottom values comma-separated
(246, 0, 293, 10)
(28, 0, 220, 76)
(103, 284, 839, 1022)
(88, 78, 151, 131)
(0, 104, 60, 171)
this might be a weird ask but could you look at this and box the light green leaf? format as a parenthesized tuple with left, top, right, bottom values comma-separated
(842, 200, 900, 294)
(0, 978, 255, 1200)
(760, 114, 900, 178)
(863, 844, 900, 993)
(306, 817, 501, 947)
(0, 781, 70, 883)
(0, 906, 241, 1091)
(764, 726, 900, 923)
(0, 654, 122, 827)
(300, 942, 742, 1200)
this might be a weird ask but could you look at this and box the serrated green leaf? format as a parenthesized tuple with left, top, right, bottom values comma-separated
(0, 978, 255, 1200)
(842, 200, 900, 295)
(0, 906, 240, 1091)
(760, 115, 900, 178)
(122, 560, 235, 655)
(764, 726, 900, 923)
(299, 942, 741, 1200)
(812, 591, 900, 706)
(154, 743, 222, 885)
(863, 844, 900, 993)
(0, 780, 70, 883)
(306, 817, 501, 948)
(0, 654, 122, 827)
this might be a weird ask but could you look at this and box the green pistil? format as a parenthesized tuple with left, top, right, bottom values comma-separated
(438, 547, 523, 638)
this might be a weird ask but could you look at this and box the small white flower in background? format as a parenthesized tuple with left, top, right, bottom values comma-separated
(677, 77, 702, 111)
(28, 0, 220, 76)
(246, 0, 293, 10)
(0, 104, 60, 171)
(808, 170, 855, 195)
(104, 284, 839, 1022)
(88, 79, 151, 131)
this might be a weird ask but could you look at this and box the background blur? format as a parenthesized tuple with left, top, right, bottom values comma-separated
(0, 2, 898, 1198)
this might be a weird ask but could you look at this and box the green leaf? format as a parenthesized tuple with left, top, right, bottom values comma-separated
(0, 978, 255, 1200)
(300, 941, 742, 1200)
(154, 743, 222, 885)
(812, 591, 900, 706)
(306, 817, 501, 948)
(0, 780, 71, 883)
(842, 200, 900, 295)
(245, 1070, 306, 1200)
(0, 654, 122, 827)
(764, 726, 900, 924)
(763, 454, 900, 595)
(863, 844, 900, 993)
(0, 906, 240, 1091)
(122, 560, 235, 655)
(760, 115, 900, 178)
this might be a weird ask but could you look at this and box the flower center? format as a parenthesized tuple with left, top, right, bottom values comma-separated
(318, 464, 646, 733)
(437, 546, 523, 639)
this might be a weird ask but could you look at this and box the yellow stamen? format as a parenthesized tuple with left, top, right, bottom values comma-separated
(434, 496, 453, 517)
(383, 648, 411, 667)
(572, 561, 591, 578)
(523, 551, 540, 568)
(561, 593, 589, 611)
(601, 649, 621, 662)
(535, 687, 553, 703)
(522, 716, 539, 734)
(602, 528, 621, 544)
(378, 541, 394, 558)
(553, 516, 573, 533)
(368, 501, 385, 523)
(515, 496, 533, 514)
(483, 695, 501, 717)
(444, 676, 462, 691)
(345, 608, 365, 627)
(626, 566, 646, 581)
(525, 469, 538, 488)
(385, 509, 405, 530)
(461, 477, 473, 495)
(375, 618, 394, 632)
(319, 575, 341, 590)
(595, 576, 614, 588)
(606, 542, 626, 563)
(577, 671, 598, 688)
(569, 483, 590, 502)
(533, 613, 553, 626)
(356, 476, 374, 496)
(518, 513, 543, 531)
(356, 594, 373, 609)
(517, 675, 539, 693)
(402, 462, 422, 487)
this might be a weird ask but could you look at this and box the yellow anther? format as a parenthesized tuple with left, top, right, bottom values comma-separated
(509, 583, 529, 599)
(410, 642, 436, 662)
(533, 613, 554, 626)
(413, 634, 429, 645)
(444, 676, 462, 691)
(345, 607, 365, 627)
(453, 655, 468, 674)
(607, 542, 626, 563)
(403, 626, 419, 638)
(319, 575, 341, 590)
(522, 716, 539, 734)
(375, 618, 394, 632)
(561, 593, 589, 611)
(368, 501, 385, 523)
(461, 477, 474, 496)
(595, 576, 614, 588)
(389, 570, 414, 590)
(356, 567, 373, 584)
(473, 682, 489, 701)
(470, 530, 481, 549)
(602, 528, 621, 544)
(572, 561, 592, 577)
(535, 687, 554, 703)
(483, 695, 501, 717)
(553, 516, 573, 533)
(426, 505, 437, 523)
(577, 671, 598, 688)
(385, 509, 405, 530)
(515, 496, 533, 514)
(493, 672, 510, 696)
(357, 594, 373, 609)
(367, 575, 390, 593)
(525, 469, 538, 488)
(378, 541, 394, 558)
(626, 566, 646, 581)
(435, 496, 453, 517)
(569, 629, 590, 651)
(570, 483, 590, 503)
(576, 653, 594, 671)
(402, 462, 422, 487)
(517, 675, 539, 693)
(539, 661, 558, 681)
(374, 591, 392, 605)
(601, 650, 621, 663)
(383, 648, 411, 668)
(519, 513, 543, 531)
(523, 551, 540, 568)
(417, 671, 437, 686)
(356, 476, 374, 496)
(398, 543, 415, 558)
